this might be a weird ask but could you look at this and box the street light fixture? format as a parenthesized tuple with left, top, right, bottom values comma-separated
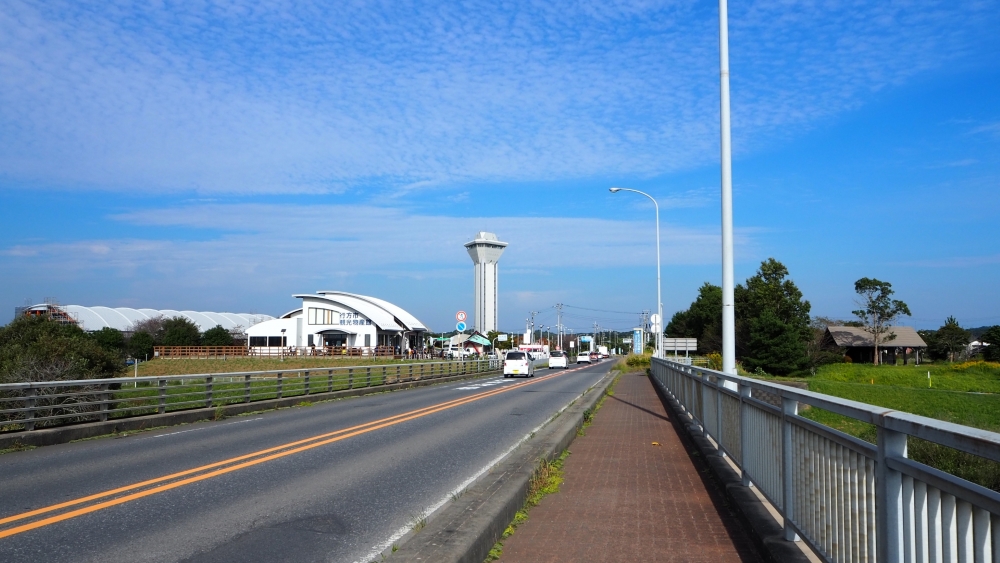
(609, 187, 663, 359)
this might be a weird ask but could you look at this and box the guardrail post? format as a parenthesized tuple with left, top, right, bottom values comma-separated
(24, 387, 36, 431)
(420, 363, 424, 379)
(715, 375, 725, 457)
(739, 382, 752, 487)
(327, 370, 333, 393)
(409, 364, 413, 381)
(205, 376, 213, 408)
(877, 425, 907, 562)
(304, 371, 310, 395)
(367, 367, 372, 387)
(277, 372, 283, 399)
(244, 374, 251, 402)
(349, 368, 354, 389)
(383, 366, 387, 385)
(396, 365, 401, 383)
(697, 370, 708, 436)
(158, 379, 167, 414)
(782, 396, 799, 541)
(100, 384, 110, 422)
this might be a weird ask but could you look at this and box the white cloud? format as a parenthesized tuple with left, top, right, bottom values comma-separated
(0, 0, 993, 195)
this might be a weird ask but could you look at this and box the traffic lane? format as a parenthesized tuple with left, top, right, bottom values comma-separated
(0, 368, 571, 515)
(0, 364, 612, 562)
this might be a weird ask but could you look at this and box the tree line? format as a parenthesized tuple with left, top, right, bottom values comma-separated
(666, 258, 1000, 376)
(0, 315, 241, 384)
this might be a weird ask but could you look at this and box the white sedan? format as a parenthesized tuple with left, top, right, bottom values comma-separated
(549, 350, 568, 369)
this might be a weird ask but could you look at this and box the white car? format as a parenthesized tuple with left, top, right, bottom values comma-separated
(549, 350, 568, 369)
(577, 352, 592, 364)
(503, 351, 534, 378)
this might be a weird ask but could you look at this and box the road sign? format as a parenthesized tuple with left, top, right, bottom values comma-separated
(456, 311, 467, 322)
(569, 341, 576, 348)
(456, 321, 467, 331)
(580, 336, 592, 343)
(623, 338, 632, 344)
(497, 334, 508, 341)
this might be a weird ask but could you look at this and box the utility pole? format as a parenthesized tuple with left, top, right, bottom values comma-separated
(555, 303, 563, 350)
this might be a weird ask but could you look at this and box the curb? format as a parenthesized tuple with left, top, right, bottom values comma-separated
(389, 370, 620, 563)
(0, 370, 499, 451)
(647, 374, 813, 563)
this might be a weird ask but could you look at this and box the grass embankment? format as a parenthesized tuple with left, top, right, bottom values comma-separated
(135, 356, 446, 377)
(798, 361, 1000, 490)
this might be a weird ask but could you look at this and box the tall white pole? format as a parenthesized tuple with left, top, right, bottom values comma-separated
(719, 0, 736, 375)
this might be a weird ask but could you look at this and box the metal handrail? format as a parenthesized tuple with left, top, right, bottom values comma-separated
(0, 359, 501, 433)
(650, 357, 1000, 563)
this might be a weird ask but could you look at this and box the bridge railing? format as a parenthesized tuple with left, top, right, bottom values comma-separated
(0, 359, 501, 433)
(651, 357, 1000, 563)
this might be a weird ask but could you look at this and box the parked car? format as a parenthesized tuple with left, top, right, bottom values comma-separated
(549, 350, 567, 369)
(503, 351, 534, 377)
(577, 352, 592, 364)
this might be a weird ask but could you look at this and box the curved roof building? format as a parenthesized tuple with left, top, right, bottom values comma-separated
(21, 304, 273, 332)
(247, 290, 428, 350)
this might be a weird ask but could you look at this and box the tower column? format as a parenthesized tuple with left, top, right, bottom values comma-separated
(464, 232, 508, 334)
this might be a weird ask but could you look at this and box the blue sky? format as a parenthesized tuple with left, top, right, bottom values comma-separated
(1, 0, 998, 334)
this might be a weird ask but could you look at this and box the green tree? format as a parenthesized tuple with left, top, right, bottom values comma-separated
(742, 310, 808, 375)
(735, 259, 812, 374)
(666, 282, 722, 354)
(91, 327, 126, 357)
(161, 317, 201, 346)
(127, 331, 155, 360)
(852, 278, 911, 365)
(935, 316, 971, 362)
(201, 325, 234, 346)
(0, 316, 124, 383)
(980, 326, 1000, 362)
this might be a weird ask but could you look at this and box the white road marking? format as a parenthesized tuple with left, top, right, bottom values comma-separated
(150, 417, 263, 438)
(354, 367, 611, 563)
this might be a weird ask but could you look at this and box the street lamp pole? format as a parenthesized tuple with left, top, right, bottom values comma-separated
(719, 0, 736, 375)
(609, 187, 663, 359)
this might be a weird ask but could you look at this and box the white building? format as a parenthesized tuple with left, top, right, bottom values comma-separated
(245, 291, 429, 354)
(464, 231, 507, 334)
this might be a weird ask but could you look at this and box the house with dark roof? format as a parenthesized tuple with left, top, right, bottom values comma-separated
(823, 325, 928, 364)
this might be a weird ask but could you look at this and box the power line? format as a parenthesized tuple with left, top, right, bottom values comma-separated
(563, 304, 641, 316)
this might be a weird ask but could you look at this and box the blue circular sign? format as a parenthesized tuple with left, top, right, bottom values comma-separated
(456, 321, 467, 331)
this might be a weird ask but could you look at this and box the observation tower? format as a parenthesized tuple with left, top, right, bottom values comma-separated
(464, 232, 508, 334)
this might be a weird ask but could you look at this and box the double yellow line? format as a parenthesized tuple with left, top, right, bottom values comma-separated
(1, 370, 571, 539)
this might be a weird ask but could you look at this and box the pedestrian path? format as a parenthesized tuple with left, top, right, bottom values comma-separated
(496, 372, 765, 563)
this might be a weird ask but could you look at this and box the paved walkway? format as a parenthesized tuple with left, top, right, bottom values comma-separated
(497, 372, 765, 563)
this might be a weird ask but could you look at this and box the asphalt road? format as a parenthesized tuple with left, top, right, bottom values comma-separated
(0, 359, 613, 563)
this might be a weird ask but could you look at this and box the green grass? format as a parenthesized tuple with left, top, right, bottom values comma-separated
(797, 361, 1000, 491)
(135, 356, 455, 377)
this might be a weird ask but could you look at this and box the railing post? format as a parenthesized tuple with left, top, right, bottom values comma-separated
(304, 370, 310, 395)
(100, 383, 110, 422)
(698, 370, 709, 436)
(158, 379, 167, 414)
(877, 425, 907, 563)
(348, 368, 354, 389)
(740, 381, 752, 487)
(277, 372, 283, 399)
(396, 365, 401, 382)
(24, 387, 36, 431)
(244, 374, 251, 402)
(409, 363, 413, 381)
(328, 370, 333, 393)
(383, 366, 387, 385)
(782, 396, 799, 541)
(716, 375, 725, 457)
(205, 376, 213, 408)
(367, 367, 372, 387)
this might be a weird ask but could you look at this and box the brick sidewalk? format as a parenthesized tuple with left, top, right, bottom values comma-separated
(497, 372, 765, 563)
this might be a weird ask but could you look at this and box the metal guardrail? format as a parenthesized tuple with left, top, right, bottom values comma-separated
(651, 357, 1000, 563)
(0, 359, 500, 433)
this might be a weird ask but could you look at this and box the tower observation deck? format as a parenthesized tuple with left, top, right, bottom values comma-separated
(464, 232, 508, 334)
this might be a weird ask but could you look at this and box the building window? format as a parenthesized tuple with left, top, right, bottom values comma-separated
(365, 334, 371, 347)
(309, 308, 336, 325)
(267, 336, 286, 347)
(249, 336, 267, 347)
(308, 334, 314, 346)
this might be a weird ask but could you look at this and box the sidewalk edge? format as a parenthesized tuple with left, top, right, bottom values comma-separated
(647, 373, 814, 563)
(388, 370, 620, 563)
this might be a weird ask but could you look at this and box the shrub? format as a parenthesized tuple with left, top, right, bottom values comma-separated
(707, 352, 722, 371)
(625, 354, 651, 369)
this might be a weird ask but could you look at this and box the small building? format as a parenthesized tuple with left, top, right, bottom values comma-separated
(246, 290, 428, 356)
(823, 326, 928, 364)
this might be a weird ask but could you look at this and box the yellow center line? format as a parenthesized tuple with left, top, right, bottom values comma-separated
(0, 369, 575, 539)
